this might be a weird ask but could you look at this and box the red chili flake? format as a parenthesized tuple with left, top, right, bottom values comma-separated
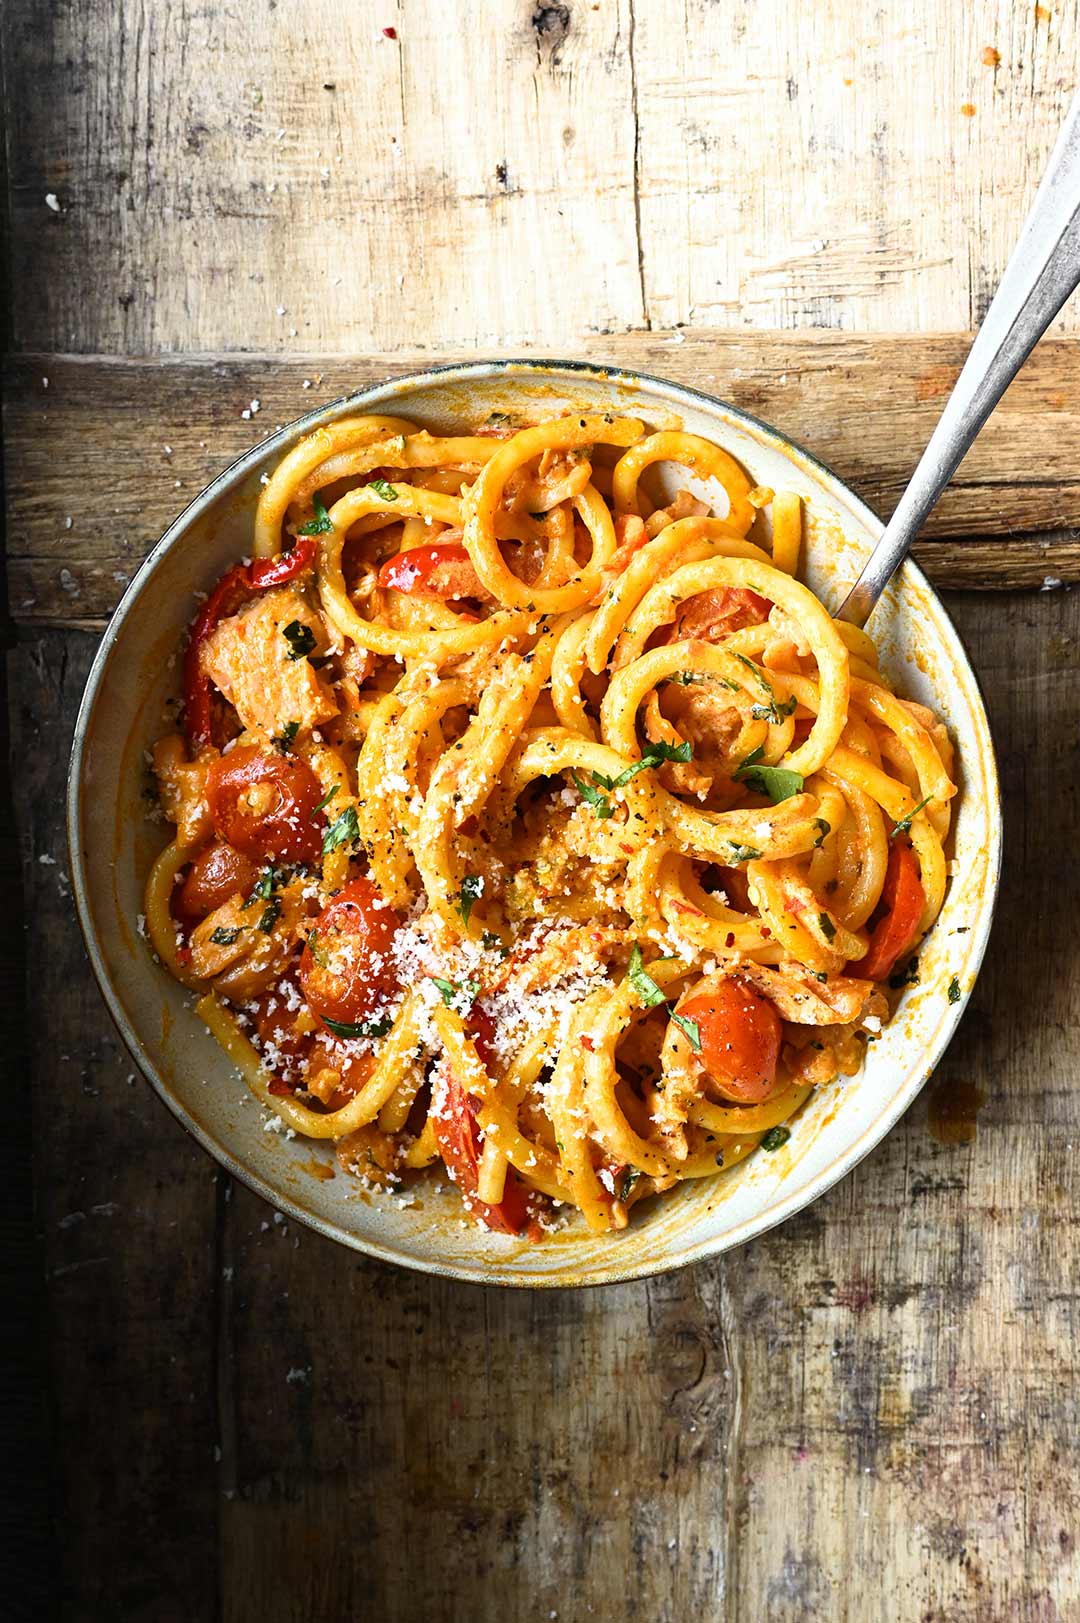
(581, 1035, 595, 1052)
(176, 945, 192, 966)
(725, 932, 736, 948)
(382, 25, 397, 38)
(761, 927, 772, 939)
(267, 1077, 293, 1096)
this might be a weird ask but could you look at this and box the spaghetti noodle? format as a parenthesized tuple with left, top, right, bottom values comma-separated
(144, 409, 956, 1239)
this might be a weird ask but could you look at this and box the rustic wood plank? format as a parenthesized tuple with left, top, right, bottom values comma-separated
(5, 1, 1078, 354)
(15, 586, 1078, 1620)
(5, 333, 1080, 626)
(211, 587, 1080, 1622)
(9, 632, 223, 1620)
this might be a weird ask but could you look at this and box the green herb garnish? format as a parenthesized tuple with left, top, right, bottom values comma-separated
(670, 1011, 702, 1051)
(430, 976, 481, 1012)
(818, 912, 836, 943)
(457, 872, 483, 928)
(890, 795, 932, 838)
(242, 867, 285, 909)
(298, 499, 333, 536)
(813, 818, 831, 848)
(311, 784, 340, 817)
(321, 1014, 393, 1039)
(367, 478, 399, 502)
(306, 929, 330, 969)
(733, 745, 804, 804)
(726, 842, 763, 864)
(272, 721, 299, 753)
(947, 975, 961, 1004)
(283, 620, 316, 661)
(617, 1167, 642, 1203)
(627, 944, 668, 1008)
(760, 1125, 791, 1152)
(571, 770, 615, 818)
(607, 739, 693, 789)
(735, 653, 798, 724)
(322, 805, 359, 856)
(209, 926, 241, 946)
(257, 897, 281, 934)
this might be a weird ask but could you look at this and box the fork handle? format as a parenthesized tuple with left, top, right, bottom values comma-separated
(837, 87, 1080, 627)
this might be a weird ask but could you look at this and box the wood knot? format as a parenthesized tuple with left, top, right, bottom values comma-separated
(532, 3, 570, 55)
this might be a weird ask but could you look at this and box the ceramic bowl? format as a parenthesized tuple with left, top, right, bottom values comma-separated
(68, 360, 1001, 1286)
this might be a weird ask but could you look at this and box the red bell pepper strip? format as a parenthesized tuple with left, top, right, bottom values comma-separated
(860, 841, 925, 981)
(183, 536, 318, 747)
(432, 1069, 530, 1235)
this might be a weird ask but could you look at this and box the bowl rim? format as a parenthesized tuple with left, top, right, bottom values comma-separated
(66, 356, 1003, 1288)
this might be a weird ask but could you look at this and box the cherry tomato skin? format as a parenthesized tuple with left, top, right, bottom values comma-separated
(377, 542, 478, 600)
(298, 877, 402, 1029)
(676, 980, 783, 1104)
(675, 586, 772, 642)
(174, 842, 259, 924)
(860, 840, 925, 981)
(433, 1070, 529, 1235)
(206, 746, 323, 865)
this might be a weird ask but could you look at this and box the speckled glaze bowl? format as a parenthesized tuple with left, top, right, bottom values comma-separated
(68, 361, 1001, 1286)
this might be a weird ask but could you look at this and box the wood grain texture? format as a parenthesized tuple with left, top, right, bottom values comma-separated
(6, 331, 1080, 627)
(3, 0, 1078, 355)
(6, 0, 1080, 1616)
(10, 588, 1080, 1622)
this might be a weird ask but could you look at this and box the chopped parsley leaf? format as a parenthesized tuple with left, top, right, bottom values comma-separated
(890, 795, 932, 838)
(607, 739, 693, 789)
(726, 842, 763, 864)
(242, 867, 285, 909)
(760, 1125, 791, 1152)
(257, 897, 281, 934)
(457, 872, 483, 928)
(209, 926, 241, 946)
(298, 498, 333, 536)
(947, 975, 962, 1004)
(430, 976, 480, 1012)
(311, 784, 339, 817)
(617, 1167, 642, 1203)
(321, 1014, 393, 1039)
(735, 653, 798, 724)
(322, 805, 359, 856)
(367, 478, 399, 502)
(282, 620, 316, 661)
(571, 770, 614, 818)
(627, 944, 667, 1008)
(813, 818, 831, 848)
(272, 720, 300, 753)
(818, 912, 836, 942)
(670, 1011, 702, 1051)
(733, 745, 804, 803)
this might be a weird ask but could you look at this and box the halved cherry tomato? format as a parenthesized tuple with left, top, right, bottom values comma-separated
(432, 1069, 529, 1235)
(675, 587, 772, 642)
(298, 876, 402, 1030)
(377, 540, 483, 601)
(206, 746, 323, 865)
(676, 979, 783, 1103)
(174, 841, 259, 925)
(860, 840, 925, 981)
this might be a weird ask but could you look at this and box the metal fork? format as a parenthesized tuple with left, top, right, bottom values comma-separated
(837, 87, 1080, 627)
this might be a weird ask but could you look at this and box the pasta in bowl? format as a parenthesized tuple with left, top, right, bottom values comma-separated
(140, 403, 959, 1243)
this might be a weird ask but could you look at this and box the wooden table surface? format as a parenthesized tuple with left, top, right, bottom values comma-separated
(5, 4, 1080, 1619)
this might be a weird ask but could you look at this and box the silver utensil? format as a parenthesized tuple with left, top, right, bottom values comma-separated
(838, 87, 1080, 627)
